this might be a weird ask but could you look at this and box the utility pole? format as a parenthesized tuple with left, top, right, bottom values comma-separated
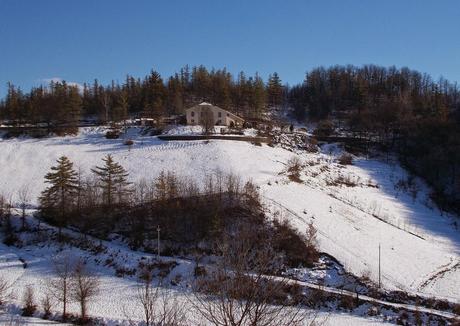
(378, 243, 381, 288)
(157, 225, 161, 260)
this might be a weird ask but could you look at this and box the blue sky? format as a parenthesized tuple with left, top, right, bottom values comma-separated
(0, 0, 459, 97)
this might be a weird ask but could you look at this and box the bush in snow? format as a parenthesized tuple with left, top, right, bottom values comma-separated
(41, 293, 53, 319)
(21, 285, 37, 316)
(452, 303, 460, 315)
(313, 120, 334, 137)
(272, 220, 319, 267)
(396, 310, 409, 325)
(194, 265, 207, 278)
(105, 129, 119, 139)
(286, 157, 303, 183)
(338, 294, 358, 311)
(327, 174, 358, 187)
(367, 305, 380, 316)
(338, 153, 353, 165)
(305, 137, 319, 153)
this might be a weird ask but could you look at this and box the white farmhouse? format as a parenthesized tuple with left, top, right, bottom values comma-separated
(185, 102, 244, 127)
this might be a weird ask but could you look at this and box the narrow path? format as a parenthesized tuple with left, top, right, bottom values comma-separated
(279, 276, 459, 321)
(418, 259, 460, 290)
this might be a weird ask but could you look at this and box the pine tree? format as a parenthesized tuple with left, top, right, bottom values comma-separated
(191, 65, 211, 102)
(166, 75, 184, 115)
(112, 90, 129, 125)
(91, 155, 131, 210)
(252, 73, 267, 119)
(267, 72, 283, 108)
(234, 71, 249, 116)
(5, 82, 24, 124)
(64, 85, 82, 132)
(143, 70, 166, 120)
(40, 156, 79, 237)
(211, 69, 231, 110)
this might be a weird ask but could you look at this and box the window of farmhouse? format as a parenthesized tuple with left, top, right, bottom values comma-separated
(191, 111, 195, 117)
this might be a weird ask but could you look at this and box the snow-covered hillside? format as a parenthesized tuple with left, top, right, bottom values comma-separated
(0, 219, 404, 325)
(0, 127, 458, 305)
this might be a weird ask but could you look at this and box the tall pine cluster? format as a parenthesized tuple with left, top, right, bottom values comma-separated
(0, 65, 275, 127)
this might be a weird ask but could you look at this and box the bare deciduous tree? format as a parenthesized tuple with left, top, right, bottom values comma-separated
(200, 108, 215, 135)
(0, 193, 12, 222)
(17, 185, 30, 230)
(137, 273, 157, 326)
(128, 271, 188, 326)
(189, 225, 315, 326)
(71, 260, 100, 322)
(0, 275, 12, 308)
(2, 195, 17, 246)
(47, 255, 74, 320)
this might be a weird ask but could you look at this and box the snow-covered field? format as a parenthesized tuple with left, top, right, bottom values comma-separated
(0, 127, 459, 322)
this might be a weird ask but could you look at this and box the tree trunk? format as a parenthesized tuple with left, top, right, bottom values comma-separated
(81, 300, 87, 321)
(63, 279, 67, 320)
(63, 297, 67, 320)
(21, 210, 25, 230)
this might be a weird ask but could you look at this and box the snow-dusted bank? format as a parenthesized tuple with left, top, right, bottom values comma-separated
(0, 127, 459, 323)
